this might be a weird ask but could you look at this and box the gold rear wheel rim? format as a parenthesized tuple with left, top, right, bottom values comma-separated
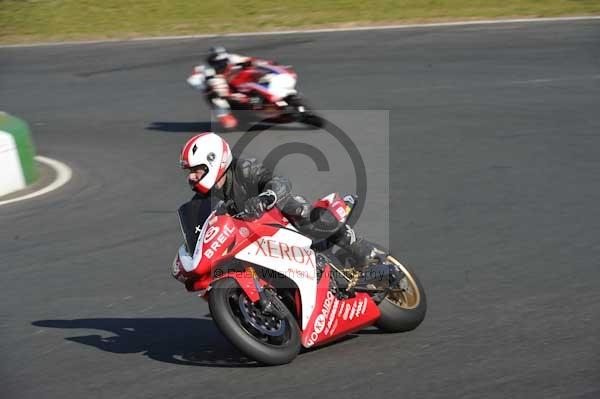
(385, 256, 421, 310)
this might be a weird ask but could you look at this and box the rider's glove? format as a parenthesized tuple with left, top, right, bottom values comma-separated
(243, 190, 277, 219)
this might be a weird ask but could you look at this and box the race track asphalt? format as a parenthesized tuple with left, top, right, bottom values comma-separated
(1, 19, 599, 399)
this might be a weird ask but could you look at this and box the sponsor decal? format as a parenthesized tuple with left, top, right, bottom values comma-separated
(306, 332, 318, 348)
(324, 296, 340, 335)
(203, 225, 235, 259)
(203, 226, 220, 243)
(313, 314, 326, 334)
(286, 267, 316, 280)
(239, 227, 250, 238)
(255, 238, 315, 267)
(343, 303, 351, 320)
(320, 291, 336, 321)
(306, 291, 337, 347)
(349, 302, 357, 320)
(354, 298, 369, 318)
(328, 319, 339, 336)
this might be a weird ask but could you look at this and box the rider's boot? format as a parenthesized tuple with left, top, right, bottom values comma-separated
(218, 113, 238, 129)
(211, 98, 238, 130)
(331, 225, 388, 268)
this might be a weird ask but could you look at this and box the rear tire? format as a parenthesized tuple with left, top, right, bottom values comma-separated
(376, 257, 427, 333)
(208, 278, 301, 365)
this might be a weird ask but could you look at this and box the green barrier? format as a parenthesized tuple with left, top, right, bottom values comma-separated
(0, 112, 37, 184)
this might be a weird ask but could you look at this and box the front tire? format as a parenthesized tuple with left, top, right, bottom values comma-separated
(376, 256, 427, 333)
(208, 278, 301, 365)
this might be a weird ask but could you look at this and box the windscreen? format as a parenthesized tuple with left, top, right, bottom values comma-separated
(177, 197, 214, 253)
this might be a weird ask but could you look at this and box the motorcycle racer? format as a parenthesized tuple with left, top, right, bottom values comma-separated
(175, 132, 384, 287)
(198, 46, 279, 129)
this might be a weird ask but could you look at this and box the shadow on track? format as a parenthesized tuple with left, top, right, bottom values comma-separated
(32, 317, 260, 368)
(146, 121, 213, 133)
(146, 121, 318, 134)
(33, 317, 365, 366)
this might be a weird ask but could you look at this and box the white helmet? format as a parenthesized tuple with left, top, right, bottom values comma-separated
(179, 132, 232, 194)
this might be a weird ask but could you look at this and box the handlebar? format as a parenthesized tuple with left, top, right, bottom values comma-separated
(232, 209, 250, 219)
(216, 200, 252, 220)
(218, 191, 278, 220)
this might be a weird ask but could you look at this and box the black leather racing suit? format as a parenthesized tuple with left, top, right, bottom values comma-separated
(212, 157, 292, 214)
(189, 157, 380, 267)
(192, 157, 350, 247)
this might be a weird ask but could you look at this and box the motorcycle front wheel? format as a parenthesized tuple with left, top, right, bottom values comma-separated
(375, 256, 427, 333)
(208, 277, 301, 365)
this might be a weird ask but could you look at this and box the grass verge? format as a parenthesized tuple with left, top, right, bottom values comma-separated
(1, 1, 600, 45)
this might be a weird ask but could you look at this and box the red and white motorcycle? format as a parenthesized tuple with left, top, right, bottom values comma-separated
(172, 193, 427, 365)
(187, 62, 323, 129)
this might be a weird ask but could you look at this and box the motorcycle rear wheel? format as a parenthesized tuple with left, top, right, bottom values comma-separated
(375, 256, 427, 333)
(208, 277, 301, 365)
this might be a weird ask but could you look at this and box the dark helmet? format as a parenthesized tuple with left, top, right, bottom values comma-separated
(206, 46, 229, 73)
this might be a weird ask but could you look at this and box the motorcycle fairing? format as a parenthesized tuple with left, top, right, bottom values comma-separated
(227, 66, 297, 102)
(189, 210, 219, 271)
(234, 227, 318, 329)
(177, 197, 214, 255)
(178, 194, 373, 336)
(301, 264, 381, 348)
(190, 209, 286, 275)
(257, 73, 298, 100)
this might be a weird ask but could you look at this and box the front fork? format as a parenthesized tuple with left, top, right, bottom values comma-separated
(215, 265, 286, 319)
(247, 266, 288, 319)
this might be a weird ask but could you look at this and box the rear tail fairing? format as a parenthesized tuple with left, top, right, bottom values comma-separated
(313, 193, 357, 225)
